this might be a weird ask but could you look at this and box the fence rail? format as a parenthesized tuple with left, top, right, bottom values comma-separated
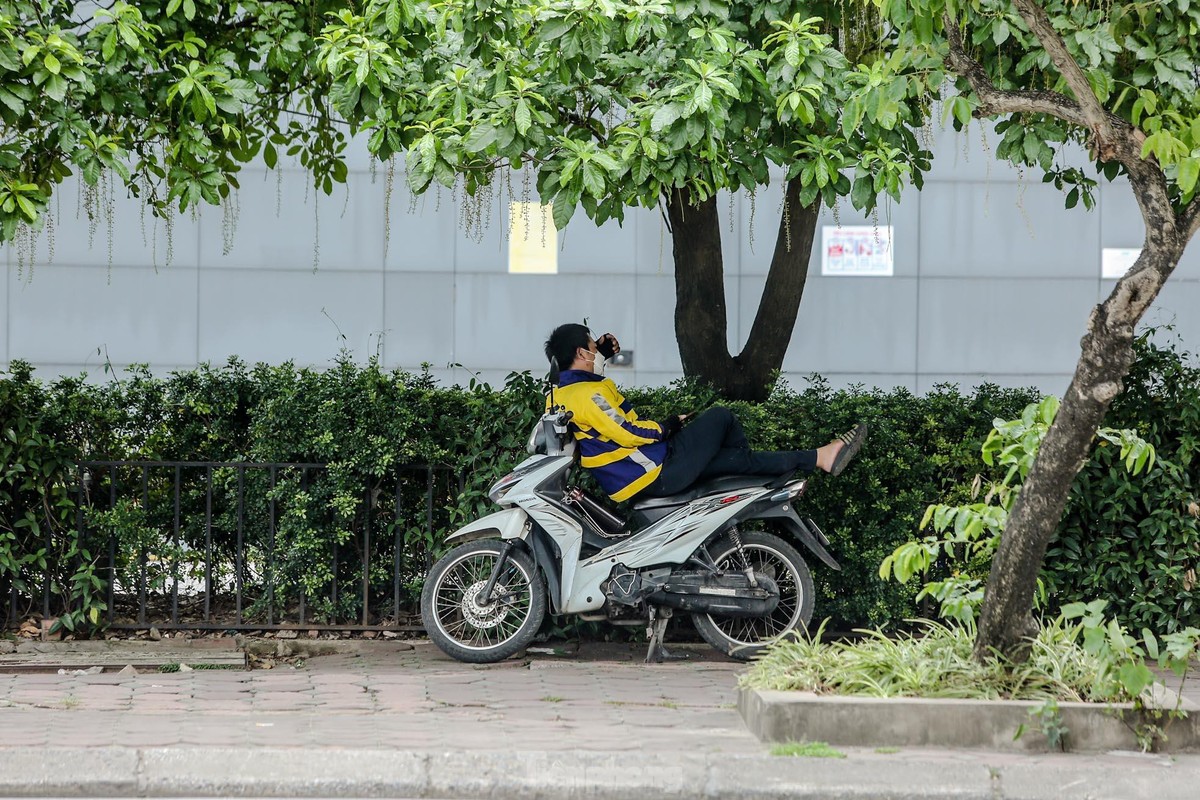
(8, 460, 463, 633)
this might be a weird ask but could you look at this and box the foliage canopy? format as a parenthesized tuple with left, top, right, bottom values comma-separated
(319, 0, 936, 230)
(0, 1, 348, 243)
(0, 1, 939, 244)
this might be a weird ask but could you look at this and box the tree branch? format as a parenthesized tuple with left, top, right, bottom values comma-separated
(943, 9, 1152, 170)
(1182, 196, 1200, 242)
(941, 12, 1087, 127)
(1010, 0, 1114, 141)
(942, 8, 1179, 256)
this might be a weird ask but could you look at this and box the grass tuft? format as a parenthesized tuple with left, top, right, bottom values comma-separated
(771, 741, 846, 758)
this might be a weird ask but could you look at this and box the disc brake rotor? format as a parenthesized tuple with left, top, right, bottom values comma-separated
(460, 580, 511, 629)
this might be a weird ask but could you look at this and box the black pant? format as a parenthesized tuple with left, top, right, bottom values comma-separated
(642, 407, 818, 497)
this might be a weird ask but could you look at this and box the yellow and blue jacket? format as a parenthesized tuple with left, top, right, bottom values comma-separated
(547, 370, 667, 502)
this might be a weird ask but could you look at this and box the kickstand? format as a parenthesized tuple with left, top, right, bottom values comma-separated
(645, 607, 688, 663)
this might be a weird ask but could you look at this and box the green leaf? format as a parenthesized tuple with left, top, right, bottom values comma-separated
(842, 98, 865, 136)
(581, 162, 605, 198)
(419, 136, 437, 173)
(993, 20, 1010, 45)
(1022, 135, 1042, 165)
(166, 0, 183, 16)
(434, 158, 455, 188)
(15, 194, 37, 221)
(263, 142, 278, 169)
(651, 104, 681, 132)
(0, 87, 25, 114)
(851, 176, 873, 210)
(1178, 158, 1200, 196)
(552, 195, 575, 229)
(43, 52, 61, 75)
(118, 21, 140, 50)
(540, 16, 573, 42)
(184, 0, 197, 21)
(1061, 602, 1086, 620)
(1143, 629, 1160, 660)
(1118, 662, 1155, 697)
(463, 124, 499, 153)
(45, 73, 67, 102)
(386, 0, 402, 34)
(515, 99, 532, 136)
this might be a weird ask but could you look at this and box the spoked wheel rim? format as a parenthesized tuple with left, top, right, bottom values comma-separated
(704, 542, 804, 647)
(430, 548, 535, 651)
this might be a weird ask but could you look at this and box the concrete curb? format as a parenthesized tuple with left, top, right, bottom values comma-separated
(739, 686, 1200, 753)
(1, 746, 1199, 799)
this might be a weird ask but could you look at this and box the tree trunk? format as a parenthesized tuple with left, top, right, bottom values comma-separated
(973, 178, 1185, 662)
(936, 0, 1200, 664)
(666, 179, 818, 402)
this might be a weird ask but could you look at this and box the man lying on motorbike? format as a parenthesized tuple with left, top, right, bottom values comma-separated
(543, 322, 867, 504)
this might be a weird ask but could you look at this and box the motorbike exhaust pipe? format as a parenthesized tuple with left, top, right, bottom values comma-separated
(646, 575, 780, 619)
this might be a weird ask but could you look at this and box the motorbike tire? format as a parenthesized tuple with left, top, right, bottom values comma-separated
(421, 538, 547, 664)
(691, 529, 814, 661)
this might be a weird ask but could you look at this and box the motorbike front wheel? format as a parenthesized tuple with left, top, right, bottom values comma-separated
(691, 529, 814, 661)
(421, 538, 546, 663)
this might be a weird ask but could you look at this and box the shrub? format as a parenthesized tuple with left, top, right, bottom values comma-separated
(1046, 330, 1200, 633)
(1, 355, 1036, 633)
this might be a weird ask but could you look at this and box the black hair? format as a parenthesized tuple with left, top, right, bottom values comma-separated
(544, 323, 591, 369)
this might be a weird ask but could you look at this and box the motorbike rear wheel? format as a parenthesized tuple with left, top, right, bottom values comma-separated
(691, 529, 814, 660)
(421, 538, 546, 663)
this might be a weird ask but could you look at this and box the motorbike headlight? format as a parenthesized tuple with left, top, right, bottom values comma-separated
(488, 473, 522, 502)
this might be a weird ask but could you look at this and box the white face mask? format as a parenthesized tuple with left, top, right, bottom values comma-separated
(583, 348, 606, 374)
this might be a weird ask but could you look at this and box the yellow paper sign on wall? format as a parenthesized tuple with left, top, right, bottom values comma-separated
(508, 202, 559, 274)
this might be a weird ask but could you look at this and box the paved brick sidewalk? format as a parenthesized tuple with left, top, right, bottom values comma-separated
(0, 641, 758, 753)
(1, 639, 1198, 799)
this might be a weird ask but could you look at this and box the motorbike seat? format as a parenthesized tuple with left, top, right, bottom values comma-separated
(631, 474, 772, 511)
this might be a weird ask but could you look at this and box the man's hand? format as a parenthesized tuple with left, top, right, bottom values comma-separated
(597, 333, 620, 359)
(661, 414, 689, 439)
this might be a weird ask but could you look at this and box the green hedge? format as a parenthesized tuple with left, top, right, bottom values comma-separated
(3, 337, 1195, 636)
(2, 355, 1037, 633)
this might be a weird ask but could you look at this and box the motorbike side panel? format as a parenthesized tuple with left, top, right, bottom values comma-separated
(589, 491, 766, 569)
(560, 491, 768, 614)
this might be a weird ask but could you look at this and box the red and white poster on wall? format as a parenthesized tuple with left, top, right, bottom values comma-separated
(821, 225, 894, 276)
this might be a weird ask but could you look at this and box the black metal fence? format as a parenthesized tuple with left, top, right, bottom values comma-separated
(9, 461, 463, 633)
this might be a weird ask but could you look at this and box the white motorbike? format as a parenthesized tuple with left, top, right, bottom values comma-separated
(420, 404, 841, 663)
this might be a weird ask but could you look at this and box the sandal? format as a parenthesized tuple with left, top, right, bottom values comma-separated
(830, 422, 867, 477)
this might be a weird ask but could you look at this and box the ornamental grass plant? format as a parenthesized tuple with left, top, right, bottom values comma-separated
(742, 618, 1133, 704)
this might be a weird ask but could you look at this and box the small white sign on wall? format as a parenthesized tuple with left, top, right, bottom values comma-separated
(821, 225, 894, 276)
(1102, 247, 1141, 279)
(508, 202, 559, 274)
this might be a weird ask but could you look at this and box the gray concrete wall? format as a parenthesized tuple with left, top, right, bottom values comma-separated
(3, 123, 1198, 394)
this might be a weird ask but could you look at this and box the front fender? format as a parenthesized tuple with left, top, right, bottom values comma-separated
(749, 506, 841, 571)
(443, 508, 560, 614)
(445, 507, 530, 544)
